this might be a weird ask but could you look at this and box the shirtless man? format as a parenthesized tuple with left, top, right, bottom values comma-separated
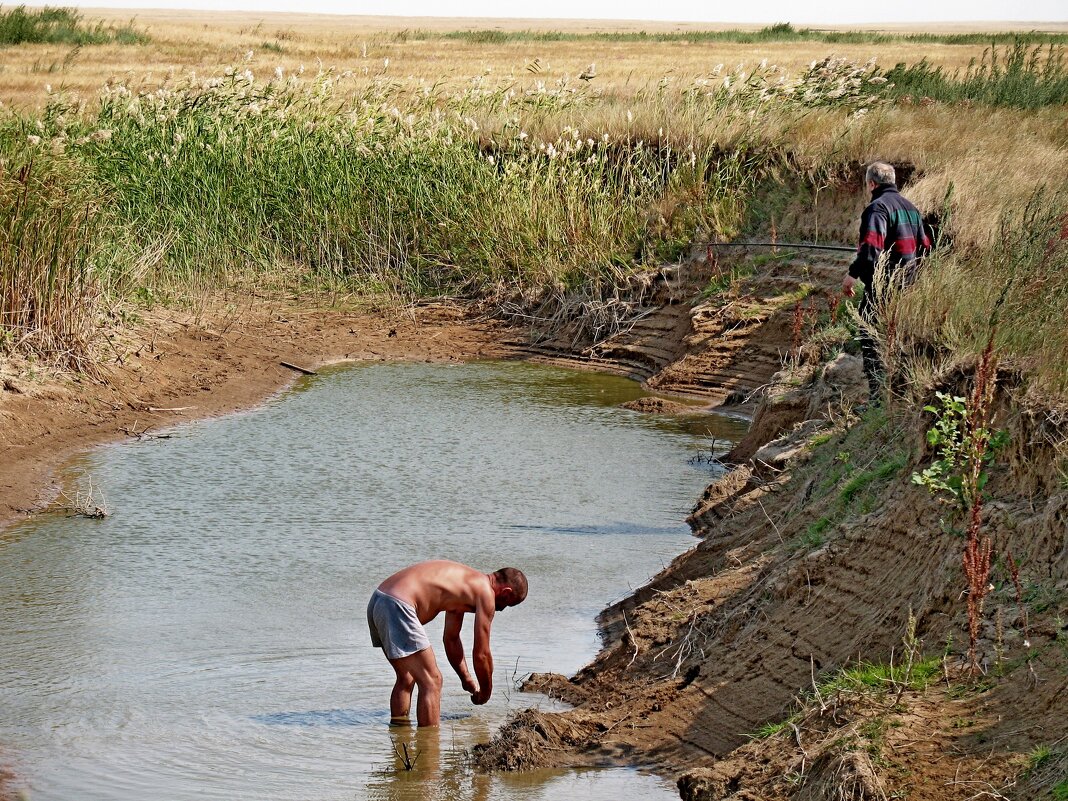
(367, 560, 528, 727)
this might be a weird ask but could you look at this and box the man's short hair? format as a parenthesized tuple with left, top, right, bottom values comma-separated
(865, 161, 896, 186)
(494, 568, 528, 603)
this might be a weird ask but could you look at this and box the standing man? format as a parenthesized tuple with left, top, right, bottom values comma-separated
(366, 560, 528, 727)
(843, 161, 931, 395)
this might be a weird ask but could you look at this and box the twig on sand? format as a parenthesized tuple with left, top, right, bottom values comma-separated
(280, 360, 317, 376)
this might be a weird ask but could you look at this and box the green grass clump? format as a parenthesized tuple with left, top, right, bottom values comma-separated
(839, 454, 908, 505)
(0, 5, 146, 46)
(819, 656, 943, 696)
(884, 43, 1068, 108)
(749, 717, 797, 739)
(789, 515, 834, 552)
(1028, 745, 1054, 772)
(700, 265, 754, 299)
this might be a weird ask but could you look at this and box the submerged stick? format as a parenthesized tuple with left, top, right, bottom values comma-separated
(280, 361, 317, 376)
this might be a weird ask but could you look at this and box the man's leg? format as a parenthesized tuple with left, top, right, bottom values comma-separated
(388, 663, 416, 724)
(389, 648, 443, 727)
(858, 291, 883, 400)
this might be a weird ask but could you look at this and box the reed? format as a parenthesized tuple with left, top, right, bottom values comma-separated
(885, 42, 1068, 108)
(1, 50, 1066, 398)
(0, 152, 106, 370)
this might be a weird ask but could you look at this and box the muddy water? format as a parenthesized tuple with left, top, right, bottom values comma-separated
(0, 361, 747, 801)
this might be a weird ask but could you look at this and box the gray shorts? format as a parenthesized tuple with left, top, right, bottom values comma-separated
(367, 589, 431, 660)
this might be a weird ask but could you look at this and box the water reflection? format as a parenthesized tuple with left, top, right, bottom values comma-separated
(368, 727, 461, 801)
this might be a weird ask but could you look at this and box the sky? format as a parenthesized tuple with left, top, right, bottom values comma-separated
(48, 0, 1068, 25)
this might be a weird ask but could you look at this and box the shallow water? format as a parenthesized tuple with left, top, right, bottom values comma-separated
(0, 361, 747, 801)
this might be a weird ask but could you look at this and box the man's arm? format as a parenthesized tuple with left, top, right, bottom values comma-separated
(469, 590, 496, 705)
(844, 204, 887, 296)
(443, 611, 478, 694)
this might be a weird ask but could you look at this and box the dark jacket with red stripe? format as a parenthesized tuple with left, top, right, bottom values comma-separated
(848, 184, 931, 289)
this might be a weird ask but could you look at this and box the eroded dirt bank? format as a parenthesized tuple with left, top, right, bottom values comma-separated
(477, 386, 1068, 798)
(471, 256, 1068, 798)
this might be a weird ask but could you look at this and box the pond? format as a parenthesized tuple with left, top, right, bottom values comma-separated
(0, 361, 747, 801)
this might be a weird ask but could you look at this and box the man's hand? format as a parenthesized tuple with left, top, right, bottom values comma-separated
(470, 688, 491, 706)
(842, 275, 857, 298)
(460, 674, 479, 695)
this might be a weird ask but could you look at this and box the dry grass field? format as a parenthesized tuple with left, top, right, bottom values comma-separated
(2, 9, 1066, 108)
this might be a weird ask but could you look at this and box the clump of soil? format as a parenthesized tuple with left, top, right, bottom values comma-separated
(620, 396, 700, 414)
(725, 352, 867, 463)
(472, 709, 604, 772)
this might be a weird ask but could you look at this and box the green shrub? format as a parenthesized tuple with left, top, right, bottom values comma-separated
(0, 5, 145, 45)
(884, 43, 1068, 108)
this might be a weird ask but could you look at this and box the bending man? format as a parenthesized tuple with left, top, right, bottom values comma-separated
(843, 161, 931, 396)
(366, 560, 528, 727)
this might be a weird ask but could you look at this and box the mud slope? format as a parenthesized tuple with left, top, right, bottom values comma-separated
(514, 249, 853, 406)
(477, 367, 1068, 799)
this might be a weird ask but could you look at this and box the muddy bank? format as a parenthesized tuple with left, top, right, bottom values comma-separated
(3, 242, 834, 528)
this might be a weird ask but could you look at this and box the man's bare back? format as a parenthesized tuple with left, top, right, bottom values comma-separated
(367, 560, 528, 727)
(377, 560, 495, 625)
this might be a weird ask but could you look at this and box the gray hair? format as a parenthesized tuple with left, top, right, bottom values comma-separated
(865, 161, 896, 186)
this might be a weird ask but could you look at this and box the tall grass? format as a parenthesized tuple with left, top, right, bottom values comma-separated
(0, 155, 106, 369)
(76, 72, 699, 294)
(0, 5, 146, 46)
(1, 54, 1067, 399)
(890, 191, 1068, 396)
(430, 24, 1068, 47)
(885, 43, 1068, 108)
(0, 66, 771, 362)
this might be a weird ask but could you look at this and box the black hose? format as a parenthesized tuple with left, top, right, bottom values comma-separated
(708, 242, 856, 253)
